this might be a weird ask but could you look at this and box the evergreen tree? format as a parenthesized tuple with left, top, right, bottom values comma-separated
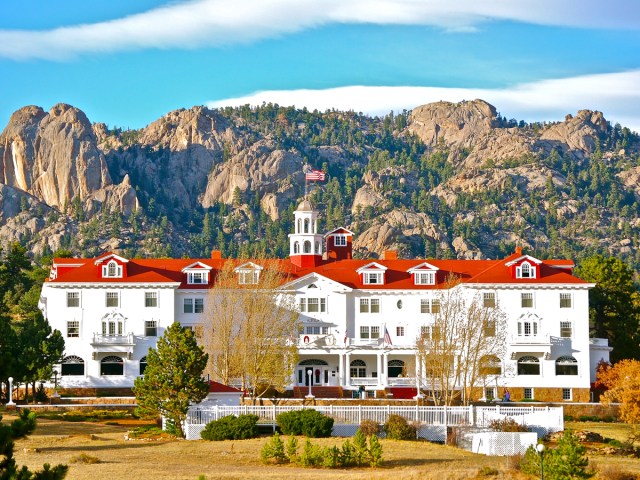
(133, 322, 209, 437)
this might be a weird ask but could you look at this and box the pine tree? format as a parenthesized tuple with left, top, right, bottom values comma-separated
(133, 322, 209, 438)
(546, 431, 594, 480)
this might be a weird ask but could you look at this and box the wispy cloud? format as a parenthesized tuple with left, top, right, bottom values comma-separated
(1, 0, 638, 60)
(206, 70, 640, 132)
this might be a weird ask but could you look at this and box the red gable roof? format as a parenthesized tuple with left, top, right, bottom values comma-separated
(209, 381, 242, 394)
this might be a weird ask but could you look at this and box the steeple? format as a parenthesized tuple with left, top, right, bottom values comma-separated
(289, 199, 323, 268)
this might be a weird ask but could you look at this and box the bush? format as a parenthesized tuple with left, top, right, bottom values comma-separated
(489, 418, 529, 432)
(201, 414, 259, 441)
(70, 453, 101, 464)
(261, 432, 286, 464)
(593, 463, 639, 480)
(521, 432, 595, 480)
(477, 466, 499, 476)
(383, 415, 416, 440)
(359, 420, 381, 437)
(276, 409, 334, 437)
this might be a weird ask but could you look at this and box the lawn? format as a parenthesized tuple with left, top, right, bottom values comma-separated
(6, 413, 640, 480)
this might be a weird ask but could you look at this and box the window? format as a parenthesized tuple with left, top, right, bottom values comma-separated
(431, 299, 440, 313)
(560, 321, 572, 338)
(184, 298, 193, 313)
(420, 299, 430, 314)
(524, 387, 534, 400)
(187, 271, 207, 284)
(360, 326, 370, 339)
(66, 320, 80, 338)
(102, 260, 122, 278)
(302, 298, 326, 313)
(482, 319, 496, 337)
(485, 387, 496, 401)
(396, 326, 405, 337)
(360, 299, 379, 313)
(350, 359, 366, 378)
(562, 388, 572, 401)
(421, 325, 441, 341)
(139, 356, 148, 376)
(360, 299, 369, 313)
(483, 292, 495, 308)
(334, 235, 347, 246)
(145, 292, 157, 307)
(371, 326, 380, 339)
(67, 291, 80, 308)
(518, 319, 539, 336)
(194, 298, 204, 313)
(516, 262, 536, 279)
(102, 316, 124, 336)
(238, 270, 259, 284)
(308, 298, 319, 312)
(363, 272, 383, 284)
(370, 299, 380, 313)
(479, 355, 502, 375)
(106, 292, 119, 308)
(556, 356, 578, 376)
(414, 271, 435, 285)
(61, 355, 84, 376)
(560, 293, 572, 308)
(194, 325, 204, 339)
(293, 241, 300, 254)
(303, 240, 311, 253)
(145, 320, 157, 337)
(101, 355, 124, 376)
(518, 356, 540, 375)
(397, 300, 403, 309)
(521, 292, 533, 308)
(388, 359, 405, 378)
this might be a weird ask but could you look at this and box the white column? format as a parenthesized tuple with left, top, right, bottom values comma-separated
(382, 352, 388, 387)
(345, 352, 351, 388)
(414, 354, 423, 398)
(377, 352, 383, 387)
(7, 377, 15, 406)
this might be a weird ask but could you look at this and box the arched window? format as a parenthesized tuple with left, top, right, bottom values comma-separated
(350, 359, 367, 378)
(556, 356, 578, 376)
(139, 356, 148, 375)
(299, 359, 329, 366)
(304, 218, 310, 233)
(108, 261, 117, 277)
(61, 355, 85, 376)
(479, 355, 502, 376)
(102, 315, 124, 337)
(297, 218, 301, 234)
(388, 359, 405, 378)
(517, 356, 540, 375)
(101, 355, 124, 376)
(315, 242, 320, 254)
(303, 240, 312, 254)
(294, 241, 300, 254)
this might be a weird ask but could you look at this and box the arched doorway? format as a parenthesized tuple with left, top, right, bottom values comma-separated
(388, 359, 405, 378)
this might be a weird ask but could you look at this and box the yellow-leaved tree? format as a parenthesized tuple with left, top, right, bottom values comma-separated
(597, 359, 640, 441)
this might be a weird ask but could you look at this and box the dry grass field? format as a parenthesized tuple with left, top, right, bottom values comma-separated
(6, 413, 640, 480)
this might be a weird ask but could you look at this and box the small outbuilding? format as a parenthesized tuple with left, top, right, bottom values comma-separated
(200, 381, 243, 406)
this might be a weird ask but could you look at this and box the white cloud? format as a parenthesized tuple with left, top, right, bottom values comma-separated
(0, 0, 638, 60)
(206, 70, 640, 132)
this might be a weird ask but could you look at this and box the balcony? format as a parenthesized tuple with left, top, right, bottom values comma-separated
(508, 334, 551, 355)
(299, 334, 337, 348)
(90, 333, 135, 354)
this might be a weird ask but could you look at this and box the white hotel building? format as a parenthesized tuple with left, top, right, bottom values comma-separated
(39, 200, 611, 402)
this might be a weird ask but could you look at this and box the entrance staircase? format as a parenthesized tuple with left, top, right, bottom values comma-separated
(292, 386, 344, 399)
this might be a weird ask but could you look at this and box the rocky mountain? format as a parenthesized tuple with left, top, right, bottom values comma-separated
(0, 99, 638, 269)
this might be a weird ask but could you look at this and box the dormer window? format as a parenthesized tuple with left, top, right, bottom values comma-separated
(187, 271, 208, 284)
(363, 272, 383, 285)
(238, 270, 260, 285)
(102, 260, 123, 278)
(516, 262, 536, 279)
(414, 272, 435, 285)
(334, 235, 347, 247)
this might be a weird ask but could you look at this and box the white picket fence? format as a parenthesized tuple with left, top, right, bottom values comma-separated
(183, 404, 563, 441)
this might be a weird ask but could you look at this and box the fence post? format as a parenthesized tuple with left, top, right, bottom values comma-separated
(273, 405, 276, 433)
(444, 405, 447, 426)
(469, 405, 474, 426)
(358, 405, 362, 425)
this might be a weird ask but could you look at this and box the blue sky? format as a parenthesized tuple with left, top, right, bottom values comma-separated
(1, 0, 640, 131)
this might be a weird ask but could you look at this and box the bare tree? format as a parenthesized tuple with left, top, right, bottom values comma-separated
(202, 261, 299, 402)
(416, 276, 507, 405)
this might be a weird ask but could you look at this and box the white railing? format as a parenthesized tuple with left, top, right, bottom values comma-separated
(183, 405, 563, 440)
(349, 377, 378, 386)
(91, 333, 134, 345)
(509, 334, 551, 344)
(388, 377, 416, 386)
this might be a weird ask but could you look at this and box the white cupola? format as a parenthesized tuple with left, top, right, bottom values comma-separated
(289, 199, 323, 268)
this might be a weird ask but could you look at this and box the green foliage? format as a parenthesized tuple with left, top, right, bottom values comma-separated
(0, 409, 68, 479)
(200, 414, 259, 441)
(133, 322, 209, 438)
(358, 419, 381, 437)
(276, 409, 334, 437)
(383, 414, 417, 440)
(300, 438, 324, 467)
(489, 418, 529, 432)
(260, 432, 287, 464)
(521, 432, 594, 480)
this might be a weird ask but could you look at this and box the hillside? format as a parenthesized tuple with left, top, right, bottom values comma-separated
(0, 100, 639, 269)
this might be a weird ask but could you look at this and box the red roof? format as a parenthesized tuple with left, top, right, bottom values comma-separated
(47, 252, 588, 290)
(209, 381, 242, 394)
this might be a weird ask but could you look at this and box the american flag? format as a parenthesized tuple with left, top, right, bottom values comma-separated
(384, 326, 392, 346)
(305, 169, 326, 182)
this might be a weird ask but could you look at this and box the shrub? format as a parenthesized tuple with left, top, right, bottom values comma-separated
(368, 435, 383, 467)
(286, 435, 298, 462)
(593, 463, 639, 480)
(521, 432, 594, 480)
(489, 418, 529, 432)
(276, 409, 334, 437)
(477, 466, 499, 476)
(300, 438, 324, 466)
(201, 414, 259, 441)
(383, 414, 416, 440)
(261, 432, 287, 464)
(359, 420, 381, 437)
(70, 453, 101, 464)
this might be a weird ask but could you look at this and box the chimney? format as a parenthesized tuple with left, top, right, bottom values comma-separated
(515, 246, 523, 255)
(211, 250, 222, 259)
(381, 250, 398, 260)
